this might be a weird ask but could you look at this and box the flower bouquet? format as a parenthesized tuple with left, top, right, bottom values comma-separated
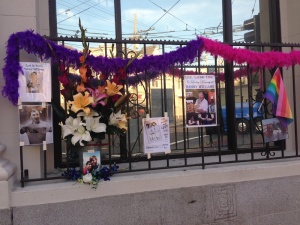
(57, 19, 133, 186)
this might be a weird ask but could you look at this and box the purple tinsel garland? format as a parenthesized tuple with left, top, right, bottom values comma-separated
(1, 30, 204, 105)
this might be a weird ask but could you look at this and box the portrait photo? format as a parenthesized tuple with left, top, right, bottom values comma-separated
(18, 62, 51, 102)
(82, 151, 101, 175)
(262, 118, 288, 143)
(19, 104, 53, 145)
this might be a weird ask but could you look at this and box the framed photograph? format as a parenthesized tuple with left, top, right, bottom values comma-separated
(82, 151, 101, 175)
(19, 104, 53, 145)
(262, 118, 288, 143)
(18, 62, 51, 102)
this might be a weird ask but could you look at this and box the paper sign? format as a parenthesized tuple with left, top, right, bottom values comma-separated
(18, 62, 52, 102)
(184, 75, 217, 128)
(143, 117, 171, 154)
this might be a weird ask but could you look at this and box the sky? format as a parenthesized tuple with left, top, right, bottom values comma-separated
(56, 0, 259, 46)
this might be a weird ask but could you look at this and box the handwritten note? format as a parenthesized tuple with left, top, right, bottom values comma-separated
(143, 117, 171, 154)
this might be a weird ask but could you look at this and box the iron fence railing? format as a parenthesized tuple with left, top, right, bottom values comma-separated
(19, 37, 300, 186)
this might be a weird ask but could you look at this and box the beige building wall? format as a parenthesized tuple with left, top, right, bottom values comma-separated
(279, 0, 300, 150)
(0, 0, 51, 180)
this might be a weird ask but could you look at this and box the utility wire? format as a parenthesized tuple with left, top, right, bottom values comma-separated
(58, 0, 148, 34)
(147, 0, 180, 30)
(58, 2, 100, 23)
(57, 1, 92, 15)
(250, 0, 257, 18)
(149, 0, 199, 33)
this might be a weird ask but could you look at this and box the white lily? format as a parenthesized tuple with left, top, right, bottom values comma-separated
(82, 173, 93, 183)
(60, 116, 92, 146)
(85, 116, 107, 133)
(108, 110, 127, 130)
(60, 116, 76, 138)
(71, 124, 92, 146)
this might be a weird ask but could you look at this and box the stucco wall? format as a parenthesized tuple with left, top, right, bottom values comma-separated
(5, 160, 300, 225)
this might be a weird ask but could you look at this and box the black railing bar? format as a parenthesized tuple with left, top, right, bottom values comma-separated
(136, 85, 142, 149)
(108, 135, 112, 169)
(180, 61, 188, 166)
(43, 148, 47, 179)
(47, 36, 189, 45)
(250, 67, 256, 160)
(278, 67, 286, 158)
(238, 66, 246, 153)
(197, 155, 300, 167)
(214, 56, 222, 163)
(20, 146, 24, 187)
(114, 154, 300, 174)
(101, 144, 285, 163)
(124, 43, 128, 59)
(49, 36, 300, 48)
(246, 63, 254, 156)
(124, 55, 132, 171)
(21, 154, 300, 184)
(144, 43, 150, 116)
(291, 47, 299, 156)
(201, 127, 205, 169)
(232, 42, 300, 48)
(172, 67, 179, 150)
(104, 42, 108, 57)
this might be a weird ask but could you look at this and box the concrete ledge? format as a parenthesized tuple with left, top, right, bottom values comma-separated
(10, 158, 300, 207)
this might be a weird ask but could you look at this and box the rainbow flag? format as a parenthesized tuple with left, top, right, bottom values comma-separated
(264, 68, 293, 127)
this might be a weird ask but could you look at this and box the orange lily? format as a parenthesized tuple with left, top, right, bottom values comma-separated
(69, 91, 93, 115)
(105, 80, 123, 96)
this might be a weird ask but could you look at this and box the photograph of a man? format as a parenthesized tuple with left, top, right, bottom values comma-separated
(26, 71, 42, 93)
(19, 105, 53, 145)
(187, 91, 209, 125)
(194, 91, 208, 114)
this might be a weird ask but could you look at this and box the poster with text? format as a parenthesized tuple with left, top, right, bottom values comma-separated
(143, 117, 171, 154)
(18, 62, 52, 102)
(184, 75, 217, 128)
(19, 104, 53, 145)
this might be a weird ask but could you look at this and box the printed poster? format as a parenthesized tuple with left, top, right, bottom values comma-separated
(18, 62, 52, 102)
(184, 75, 217, 128)
(143, 117, 171, 154)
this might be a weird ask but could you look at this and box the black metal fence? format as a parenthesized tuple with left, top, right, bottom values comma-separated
(19, 36, 300, 186)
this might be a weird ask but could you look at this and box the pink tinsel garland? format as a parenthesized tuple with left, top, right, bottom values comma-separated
(201, 37, 300, 69)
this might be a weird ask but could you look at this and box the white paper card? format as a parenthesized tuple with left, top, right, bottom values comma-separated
(18, 62, 52, 102)
(143, 117, 171, 154)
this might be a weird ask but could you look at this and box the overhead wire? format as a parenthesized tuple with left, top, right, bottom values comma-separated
(250, 0, 257, 18)
(147, 0, 180, 31)
(58, 2, 100, 24)
(148, 0, 200, 34)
